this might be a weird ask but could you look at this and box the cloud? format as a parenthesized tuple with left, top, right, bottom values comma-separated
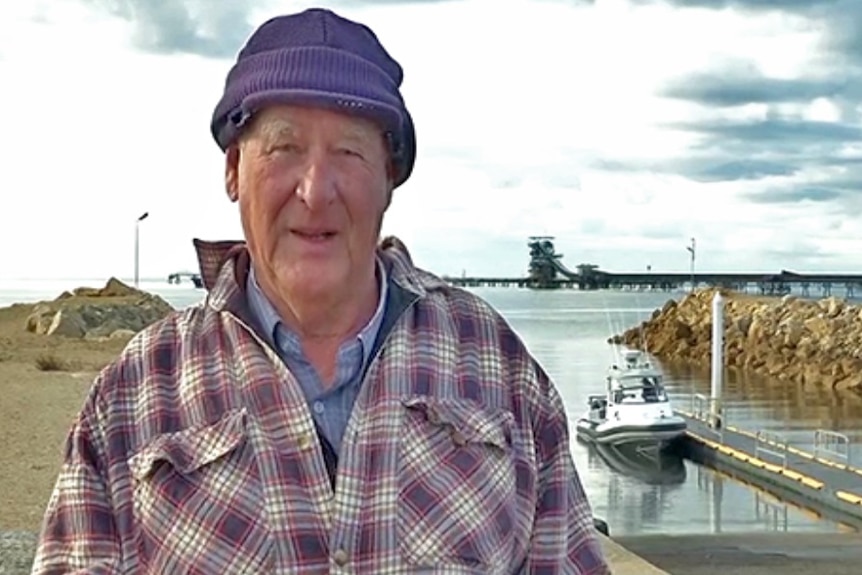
(631, 224, 687, 240)
(661, 74, 852, 107)
(577, 219, 607, 235)
(631, 0, 841, 15)
(569, 0, 858, 213)
(81, 0, 254, 58)
(819, 174, 862, 191)
(8, 0, 856, 279)
(327, 0, 463, 4)
(761, 240, 829, 265)
(743, 186, 843, 204)
(653, 129, 862, 203)
(672, 117, 862, 144)
(684, 159, 800, 182)
(76, 0, 485, 59)
(594, 156, 800, 182)
(637, 0, 862, 65)
(638, 0, 834, 9)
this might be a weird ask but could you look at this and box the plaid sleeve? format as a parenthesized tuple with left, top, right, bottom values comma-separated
(522, 381, 611, 574)
(31, 381, 121, 575)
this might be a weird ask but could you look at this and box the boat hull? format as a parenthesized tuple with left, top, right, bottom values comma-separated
(576, 417, 686, 447)
(582, 440, 687, 485)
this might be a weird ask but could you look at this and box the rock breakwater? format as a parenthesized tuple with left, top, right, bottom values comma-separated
(23, 277, 173, 340)
(610, 287, 862, 392)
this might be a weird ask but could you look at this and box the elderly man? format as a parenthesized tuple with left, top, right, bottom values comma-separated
(32, 7, 609, 574)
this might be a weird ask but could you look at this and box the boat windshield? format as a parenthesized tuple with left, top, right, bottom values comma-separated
(612, 376, 668, 404)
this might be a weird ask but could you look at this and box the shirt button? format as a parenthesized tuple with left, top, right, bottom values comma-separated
(427, 409, 441, 425)
(333, 548, 349, 566)
(313, 401, 325, 414)
(297, 433, 312, 450)
(451, 429, 467, 447)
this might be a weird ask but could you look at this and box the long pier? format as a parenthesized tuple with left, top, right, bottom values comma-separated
(444, 237, 862, 295)
(445, 271, 862, 297)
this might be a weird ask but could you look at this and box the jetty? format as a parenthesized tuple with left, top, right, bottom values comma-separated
(443, 237, 862, 296)
(166, 271, 203, 288)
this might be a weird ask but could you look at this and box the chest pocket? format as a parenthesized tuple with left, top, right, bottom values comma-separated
(397, 396, 517, 571)
(129, 408, 274, 574)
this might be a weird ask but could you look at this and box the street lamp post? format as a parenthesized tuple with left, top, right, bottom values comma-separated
(135, 212, 149, 288)
(686, 237, 696, 293)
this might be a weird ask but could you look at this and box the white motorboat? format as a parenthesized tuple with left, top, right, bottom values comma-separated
(576, 350, 686, 448)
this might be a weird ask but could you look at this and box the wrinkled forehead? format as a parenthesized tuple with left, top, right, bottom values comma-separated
(244, 104, 387, 147)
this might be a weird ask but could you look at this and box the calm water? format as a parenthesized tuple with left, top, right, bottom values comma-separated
(4, 279, 862, 536)
(469, 287, 862, 537)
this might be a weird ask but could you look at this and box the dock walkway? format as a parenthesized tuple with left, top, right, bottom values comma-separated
(677, 409, 862, 526)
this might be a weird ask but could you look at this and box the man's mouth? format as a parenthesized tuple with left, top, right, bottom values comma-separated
(292, 229, 336, 240)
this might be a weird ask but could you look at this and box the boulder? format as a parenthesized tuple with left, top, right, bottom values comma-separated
(24, 278, 173, 339)
(47, 308, 88, 338)
(612, 287, 862, 393)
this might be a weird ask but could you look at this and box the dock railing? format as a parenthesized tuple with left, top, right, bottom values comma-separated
(689, 393, 724, 433)
(754, 430, 788, 469)
(680, 393, 858, 468)
(814, 429, 851, 464)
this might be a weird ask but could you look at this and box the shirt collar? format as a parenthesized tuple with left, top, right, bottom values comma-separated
(245, 259, 388, 365)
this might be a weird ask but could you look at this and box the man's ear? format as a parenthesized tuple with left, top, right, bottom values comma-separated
(384, 162, 397, 210)
(225, 146, 240, 202)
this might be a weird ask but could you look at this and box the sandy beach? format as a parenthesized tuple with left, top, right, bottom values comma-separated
(0, 302, 128, 531)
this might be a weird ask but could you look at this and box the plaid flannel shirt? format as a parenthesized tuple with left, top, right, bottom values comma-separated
(31, 236, 610, 574)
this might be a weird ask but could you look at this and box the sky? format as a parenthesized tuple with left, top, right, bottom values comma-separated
(1, 0, 862, 281)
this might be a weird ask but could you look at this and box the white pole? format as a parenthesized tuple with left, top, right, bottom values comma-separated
(710, 291, 724, 428)
(690, 238, 696, 292)
(686, 237, 696, 293)
(135, 212, 149, 288)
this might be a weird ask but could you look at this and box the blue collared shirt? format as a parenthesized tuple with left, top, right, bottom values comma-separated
(245, 260, 388, 455)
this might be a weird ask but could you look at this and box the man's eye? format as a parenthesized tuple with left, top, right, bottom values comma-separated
(339, 147, 363, 158)
(265, 140, 301, 154)
(275, 143, 301, 153)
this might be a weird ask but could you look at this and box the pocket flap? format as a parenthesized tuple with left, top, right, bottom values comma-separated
(401, 396, 513, 450)
(129, 408, 248, 482)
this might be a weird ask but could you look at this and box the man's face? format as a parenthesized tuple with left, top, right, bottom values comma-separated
(226, 104, 393, 303)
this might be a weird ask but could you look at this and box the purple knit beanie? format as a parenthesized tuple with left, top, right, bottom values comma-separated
(211, 8, 416, 188)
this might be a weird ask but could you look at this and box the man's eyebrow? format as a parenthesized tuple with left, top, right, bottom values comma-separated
(257, 119, 297, 144)
(340, 124, 380, 147)
(252, 116, 382, 148)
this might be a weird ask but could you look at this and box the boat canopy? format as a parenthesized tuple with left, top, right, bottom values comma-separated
(610, 375, 668, 404)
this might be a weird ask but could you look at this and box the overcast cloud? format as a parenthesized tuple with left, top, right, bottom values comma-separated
(616, 0, 862, 235)
(2, 0, 862, 281)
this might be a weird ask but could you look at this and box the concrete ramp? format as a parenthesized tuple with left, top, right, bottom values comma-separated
(617, 532, 862, 575)
(599, 534, 670, 574)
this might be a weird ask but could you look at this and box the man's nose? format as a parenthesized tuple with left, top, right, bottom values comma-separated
(296, 152, 337, 209)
